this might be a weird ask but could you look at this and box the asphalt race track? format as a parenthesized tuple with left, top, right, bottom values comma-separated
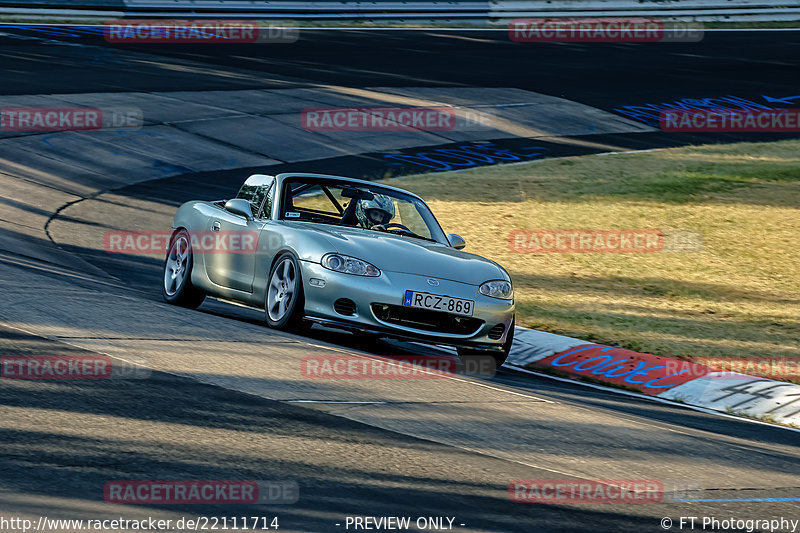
(0, 27, 797, 109)
(0, 27, 799, 532)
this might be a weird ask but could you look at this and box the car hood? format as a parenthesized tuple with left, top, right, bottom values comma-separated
(292, 222, 509, 285)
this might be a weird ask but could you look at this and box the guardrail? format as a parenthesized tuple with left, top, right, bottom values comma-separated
(0, 0, 123, 6)
(1, 0, 798, 21)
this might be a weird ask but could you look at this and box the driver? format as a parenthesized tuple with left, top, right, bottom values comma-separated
(355, 194, 395, 229)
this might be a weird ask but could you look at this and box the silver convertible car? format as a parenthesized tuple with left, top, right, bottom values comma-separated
(162, 173, 515, 366)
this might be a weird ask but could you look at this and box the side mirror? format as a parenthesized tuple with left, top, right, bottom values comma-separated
(448, 233, 466, 250)
(225, 199, 254, 221)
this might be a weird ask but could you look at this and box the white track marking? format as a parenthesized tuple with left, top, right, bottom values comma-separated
(505, 365, 800, 433)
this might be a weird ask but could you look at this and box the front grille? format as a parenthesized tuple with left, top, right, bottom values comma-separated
(488, 323, 505, 340)
(371, 303, 484, 335)
(334, 298, 357, 316)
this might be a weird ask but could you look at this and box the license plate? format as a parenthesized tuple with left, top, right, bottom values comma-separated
(403, 290, 474, 317)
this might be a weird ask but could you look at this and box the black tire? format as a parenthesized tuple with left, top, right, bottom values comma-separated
(162, 229, 206, 309)
(265, 252, 308, 331)
(457, 316, 515, 369)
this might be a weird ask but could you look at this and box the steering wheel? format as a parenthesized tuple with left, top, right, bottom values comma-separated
(379, 222, 412, 233)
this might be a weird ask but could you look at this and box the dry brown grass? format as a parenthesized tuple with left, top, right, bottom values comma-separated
(379, 140, 800, 361)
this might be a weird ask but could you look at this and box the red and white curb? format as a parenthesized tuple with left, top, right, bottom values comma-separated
(508, 328, 800, 426)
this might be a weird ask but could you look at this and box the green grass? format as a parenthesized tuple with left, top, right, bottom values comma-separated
(379, 139, 800, 364)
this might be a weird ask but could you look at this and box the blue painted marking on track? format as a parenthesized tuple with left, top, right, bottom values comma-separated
(0, 25, 106, 38)
(613, 93, 800, 127)
(382, 142, 548, 172)
(762, 94, 800, 104)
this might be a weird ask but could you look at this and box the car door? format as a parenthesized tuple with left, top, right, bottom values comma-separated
(204, 209, 261, 292)
(205, 176, 274, 292)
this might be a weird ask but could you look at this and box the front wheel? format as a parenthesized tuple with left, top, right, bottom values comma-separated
(265, 253, 308, 331)
(457, 316, 515, 369)
(162, 229, 206, 308)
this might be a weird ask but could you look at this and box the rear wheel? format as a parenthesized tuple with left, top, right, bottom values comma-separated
(265, 253, 308, 331)
(162, 229, 206, 308)
(457, 316, 515, 369)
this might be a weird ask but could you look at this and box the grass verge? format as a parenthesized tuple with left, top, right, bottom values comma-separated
(379, 139, 800, 364)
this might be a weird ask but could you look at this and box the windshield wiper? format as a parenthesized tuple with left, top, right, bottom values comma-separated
(384, 228, 437, 243)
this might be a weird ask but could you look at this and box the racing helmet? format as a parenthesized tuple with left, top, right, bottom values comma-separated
(356, 194, 395, 227)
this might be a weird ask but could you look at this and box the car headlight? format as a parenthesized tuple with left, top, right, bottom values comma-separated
(321, 253, 380, 277)
(479, 280, 513, 300)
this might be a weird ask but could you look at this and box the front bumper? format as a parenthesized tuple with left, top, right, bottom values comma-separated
(299, 261, 515, 350)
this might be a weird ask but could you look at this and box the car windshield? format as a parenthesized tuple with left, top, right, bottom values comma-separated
(279, 178, 447, 244)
